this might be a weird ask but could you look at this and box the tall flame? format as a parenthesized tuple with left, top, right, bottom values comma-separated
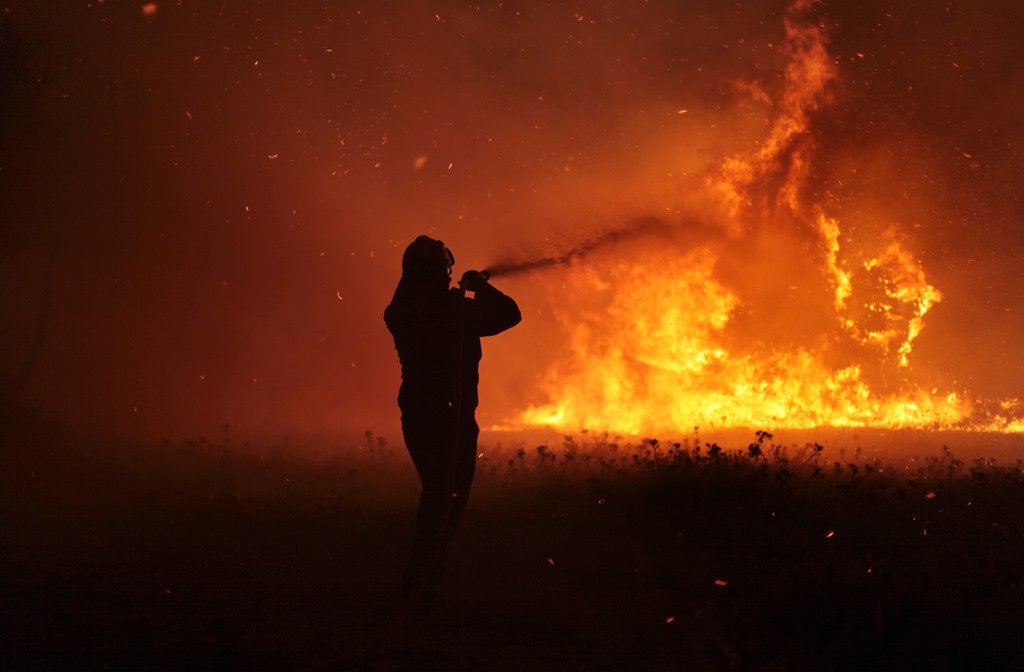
(518, 1, 998, 435)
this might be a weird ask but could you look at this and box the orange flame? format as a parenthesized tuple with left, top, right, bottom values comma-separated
(516, 1, 1017, 435)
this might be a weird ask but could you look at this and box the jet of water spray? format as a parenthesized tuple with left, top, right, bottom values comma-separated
(484, 216, 672, 279)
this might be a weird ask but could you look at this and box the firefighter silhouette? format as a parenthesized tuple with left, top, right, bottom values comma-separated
(384, 235, 521, 601)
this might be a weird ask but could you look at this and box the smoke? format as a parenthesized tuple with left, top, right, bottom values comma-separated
(1, 1, 1022, 439)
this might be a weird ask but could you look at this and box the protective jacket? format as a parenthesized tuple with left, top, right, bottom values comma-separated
(384, 277, 521, 414)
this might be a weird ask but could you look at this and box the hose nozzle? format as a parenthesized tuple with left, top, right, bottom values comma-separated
(458, 269, 491, 291)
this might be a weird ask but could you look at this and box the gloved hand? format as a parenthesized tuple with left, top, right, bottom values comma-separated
(459, 270, 489, 292)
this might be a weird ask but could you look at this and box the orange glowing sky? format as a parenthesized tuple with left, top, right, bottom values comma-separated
(1, 1, 1022, 439)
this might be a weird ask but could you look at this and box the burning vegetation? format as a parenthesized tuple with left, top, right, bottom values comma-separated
(507, 2, 1021, 436)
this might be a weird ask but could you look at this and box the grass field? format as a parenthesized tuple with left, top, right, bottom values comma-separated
(3, 414, 1023, 671)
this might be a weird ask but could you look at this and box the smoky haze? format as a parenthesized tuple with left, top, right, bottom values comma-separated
(1, 1, 1022, 441)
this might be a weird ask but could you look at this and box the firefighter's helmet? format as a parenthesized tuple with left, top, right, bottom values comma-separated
(402, 235, 454, 278)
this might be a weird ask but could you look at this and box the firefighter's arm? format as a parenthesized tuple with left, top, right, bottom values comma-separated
(462, 273, 521, 336)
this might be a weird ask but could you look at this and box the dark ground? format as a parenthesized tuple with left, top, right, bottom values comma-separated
(2, 414, 1023, 671)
